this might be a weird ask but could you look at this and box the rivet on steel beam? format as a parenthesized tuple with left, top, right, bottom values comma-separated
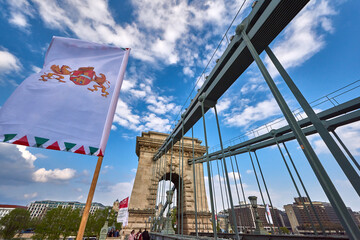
(235, 23, 245, 35)
(198, 93, 207, 102)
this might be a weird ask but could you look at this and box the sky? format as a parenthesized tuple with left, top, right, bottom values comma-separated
(0, 0, 359, 213)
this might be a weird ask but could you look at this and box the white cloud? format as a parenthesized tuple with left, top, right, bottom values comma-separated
(32, 168, 76, 182)
(143, 113, 171, 132)
(9, 13, 28, 27)
(335, 122, 360, 156)
(246, 169, 253, 174)
(0, 143, 36, 185)
(8, 0, 249, 68)
(265, 0, 337, 77)
(215, 98, 231, 114)
(146, 95, 181, 115)
(131, 168, 137, 173)
(95, 179, 134, 206)
(0, 49, 21, 73)
(309, 122, 360, 157)
(31, 65, 41, 73)
(113, 99, 142, 131)
(183, 66, 194, 77)
(16, 145, 37, 168)
(7, 0, 34, 28)
(24, 192, 38, 199)
(240, 77, 268, 95)
(224, 97, 281, 128)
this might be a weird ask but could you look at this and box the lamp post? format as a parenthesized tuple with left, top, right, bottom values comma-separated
(161, 190, 175, 234)
(248, 196, 268, 235)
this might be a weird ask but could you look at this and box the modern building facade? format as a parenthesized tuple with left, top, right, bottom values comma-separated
(27, 200, 105, 219)
(284, 197, 359, 234)
(0, 204, 27, 220)
(229, 202, 290, 233)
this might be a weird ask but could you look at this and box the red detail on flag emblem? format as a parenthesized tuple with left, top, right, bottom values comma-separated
(70, 67, 95, 85)
(46, 141, 61, 150)
(39, 65, 110, 97)
(75, 146, 86, 154)
(119, 197, 129, 209)
(13, 136, 29, 146)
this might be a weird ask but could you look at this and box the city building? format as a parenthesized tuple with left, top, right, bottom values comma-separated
(27, 200, 105, 219)
(284, 197, 359, 234)
(0, 204, 27, 220)
(228, 202, 290, 233)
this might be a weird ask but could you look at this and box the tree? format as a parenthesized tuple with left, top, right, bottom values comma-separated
(32, 207, 81, 240)
(84, 209, 107, 237)
(0, 208, 30, 239)
(84, 208, 122, 238)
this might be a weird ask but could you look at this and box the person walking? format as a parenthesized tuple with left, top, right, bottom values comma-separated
(141, 229, 150, 240)
(128, 230, 135, 240)
(135, 229, 142, 240)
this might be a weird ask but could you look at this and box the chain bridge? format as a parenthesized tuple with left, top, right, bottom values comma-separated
(127, 1, 360, 239)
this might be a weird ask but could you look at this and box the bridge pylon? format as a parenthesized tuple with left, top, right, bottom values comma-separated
(127, 131, 212, 235)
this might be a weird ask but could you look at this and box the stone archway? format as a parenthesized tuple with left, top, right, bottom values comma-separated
(127, 131, 212, 234)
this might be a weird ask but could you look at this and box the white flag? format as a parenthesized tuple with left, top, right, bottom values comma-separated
(0, 36, 130, 156)
(117, 197, 129, 226)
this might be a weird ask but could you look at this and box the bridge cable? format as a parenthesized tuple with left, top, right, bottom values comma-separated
(177, 137, 181, 234)
(210, 161, 219, 226)
(248, 150, 273, 232)
(282, 142, 326, 235)
(191, 127, 199, 236)
(181, 121, 185, 235)
(215, 159, 226, 215)
(162, 150, 166, 210)
(331, 130, 360, 171)
(166, 139, 174, 225)
(214, 105, 240, 238)
(253, 151, 278, 234)
(197, 161, 204, 231)
(154, 157, 161, 231)
(220, 157, 231, 211)
(233, 154, 252, 233)
(273, 137, 318, 235)
(200, 97, 218, 239)
(229, 154, 243, 230)
(169, 0, 248, 132)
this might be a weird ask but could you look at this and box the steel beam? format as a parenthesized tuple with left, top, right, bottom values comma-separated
(153, 0, 310, 161)
(189, 98, 360, 164)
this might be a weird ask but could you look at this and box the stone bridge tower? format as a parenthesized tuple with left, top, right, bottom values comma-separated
(127, 131, 212, 234)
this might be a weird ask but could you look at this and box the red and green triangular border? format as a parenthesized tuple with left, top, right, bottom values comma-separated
(2, 134, 103, 156)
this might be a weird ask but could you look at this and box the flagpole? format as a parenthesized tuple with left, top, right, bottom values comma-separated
(76, 155, 104, 240)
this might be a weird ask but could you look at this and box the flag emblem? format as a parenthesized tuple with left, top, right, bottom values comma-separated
(40, 65, 110, 97)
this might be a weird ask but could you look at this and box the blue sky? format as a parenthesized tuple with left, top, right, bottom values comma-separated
(0, 0, 359, 213)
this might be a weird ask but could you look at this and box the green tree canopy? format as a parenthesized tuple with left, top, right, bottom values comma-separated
(32, 207, 81, 240)
(0, 208, 30, 239)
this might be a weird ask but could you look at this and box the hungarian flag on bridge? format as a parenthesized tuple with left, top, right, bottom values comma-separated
(117, 197, 129, 226)
(0, 36, 130, 156)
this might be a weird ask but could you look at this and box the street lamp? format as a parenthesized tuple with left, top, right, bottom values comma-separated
(161, 190, 175, 234)
(248, 196, 268, 235)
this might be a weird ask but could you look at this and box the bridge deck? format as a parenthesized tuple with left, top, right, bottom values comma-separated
(150, 232, 349, 240)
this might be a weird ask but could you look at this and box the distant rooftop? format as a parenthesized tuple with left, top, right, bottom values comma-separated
(0, 204, 27, 209)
